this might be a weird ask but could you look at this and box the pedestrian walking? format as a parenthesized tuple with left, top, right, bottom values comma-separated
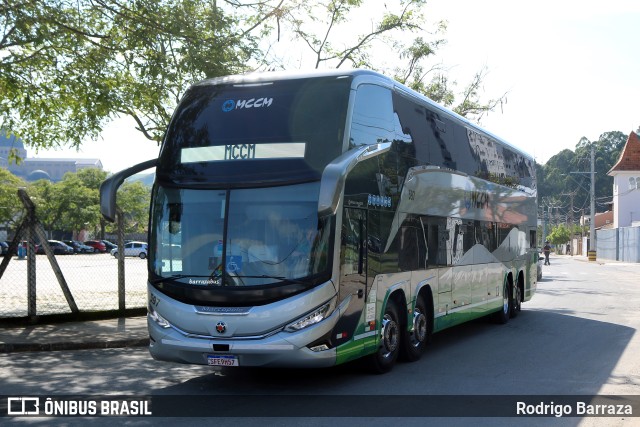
(543, 241, 551, 265)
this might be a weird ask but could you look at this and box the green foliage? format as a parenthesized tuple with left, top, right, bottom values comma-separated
(2, 0, 508, 152)
(109, 181, 151, 235)
(22, 169, 149, 238)
(538, 131, 627, 225)
(547, 224, 571, 245)
(1, 0, 261, 149)
(26, 179, 61, 237)
(0, 168, 26, 227)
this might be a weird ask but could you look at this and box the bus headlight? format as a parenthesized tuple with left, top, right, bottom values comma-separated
(149, 305, 171, 329)
(285, 302, 331, 332)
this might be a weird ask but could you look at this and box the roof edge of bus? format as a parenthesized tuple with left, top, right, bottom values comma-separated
(190, 68, 534, 162)
(192, 68, 386, 87)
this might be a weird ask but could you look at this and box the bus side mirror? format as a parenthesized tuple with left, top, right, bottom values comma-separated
(100, 159, 157, 222)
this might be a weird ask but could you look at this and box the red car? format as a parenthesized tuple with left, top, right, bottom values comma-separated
(84, 240, 107, 253)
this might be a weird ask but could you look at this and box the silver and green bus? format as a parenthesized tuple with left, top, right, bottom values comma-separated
(100, 69, 538, 373)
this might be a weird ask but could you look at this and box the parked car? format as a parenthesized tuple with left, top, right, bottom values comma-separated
(0, 241, 8, 255)
(84, 240, 107, 253)
(63, 240, 95, 254)
(21, 241, 40, 253)
(111, 241, 148, 259)
(102, 240, 117, 252)
(38, 240, 74, 255)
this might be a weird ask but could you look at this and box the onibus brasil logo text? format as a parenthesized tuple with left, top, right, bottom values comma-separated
(7, 397, 152, 416)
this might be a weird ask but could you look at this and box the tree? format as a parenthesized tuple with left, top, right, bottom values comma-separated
(548, 224, 571, 246)
(270, 0, 506, 121)
(23, 169, 150, 239)
(0, 168, 26, 228)
(56, 171, 103, 238)
(538, 130, 626, 228)
(26, 169, 107, 238)
(75, 168, 109, 191)
(273, 0, 425, 69)
(26, 179, 62, 238)
(1, 0, 267, 150)
(573, 131, 627, 210)
(3, 0, 509, 154)
(106, 181, 151, 236)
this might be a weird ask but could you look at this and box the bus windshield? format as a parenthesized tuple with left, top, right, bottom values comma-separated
(150, 181, 332, 287)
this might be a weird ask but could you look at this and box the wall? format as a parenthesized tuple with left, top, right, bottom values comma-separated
(597, 227, 640, 263)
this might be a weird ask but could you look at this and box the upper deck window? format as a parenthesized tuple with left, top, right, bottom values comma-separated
(158, 76, 352, 184)
(349, 84, 394, 148)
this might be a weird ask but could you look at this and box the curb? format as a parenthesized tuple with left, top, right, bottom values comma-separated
(0, 338, 149, 353)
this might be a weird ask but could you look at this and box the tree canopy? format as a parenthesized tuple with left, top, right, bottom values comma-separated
(537, 130, 627, 228)
(0, 167, 149, 239)
(1, 0, 264, 150)
(2, 0, 507, 152)
(0, 167, 26, 228)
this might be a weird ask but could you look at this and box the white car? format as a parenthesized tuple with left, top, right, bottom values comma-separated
(111, 241, 148, 259)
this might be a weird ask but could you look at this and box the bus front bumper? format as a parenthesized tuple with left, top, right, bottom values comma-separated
(147, 314, 338, 369)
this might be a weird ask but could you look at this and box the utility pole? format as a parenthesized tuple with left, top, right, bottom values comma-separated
(542, 204, 548, 245)
(570, 145, 597, 256)
(590, 146, 596, 252)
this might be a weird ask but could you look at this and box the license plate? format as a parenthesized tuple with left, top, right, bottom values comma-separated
(207, 355, 239, 367)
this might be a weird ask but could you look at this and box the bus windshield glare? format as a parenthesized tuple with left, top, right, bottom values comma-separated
(150, 181, 332, 287)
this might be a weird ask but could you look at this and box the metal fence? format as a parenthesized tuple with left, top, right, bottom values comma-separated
(0, 189, 147, 321)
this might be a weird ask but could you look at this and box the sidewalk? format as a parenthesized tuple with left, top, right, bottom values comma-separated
(0, 316, 149, 353)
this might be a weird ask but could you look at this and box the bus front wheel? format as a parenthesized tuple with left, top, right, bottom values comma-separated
(367, 300, 401, 374)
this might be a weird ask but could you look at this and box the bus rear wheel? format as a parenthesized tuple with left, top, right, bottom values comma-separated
(401, 295, 430, 362)
(367, 300, 401, 374)
(510, 282, 522, 318)
(494, 279, 511, 324)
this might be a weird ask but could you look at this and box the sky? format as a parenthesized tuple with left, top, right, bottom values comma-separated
(29, 0, 640, 173)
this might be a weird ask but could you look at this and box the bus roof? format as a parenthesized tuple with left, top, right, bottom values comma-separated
(192, 69, 533, 162)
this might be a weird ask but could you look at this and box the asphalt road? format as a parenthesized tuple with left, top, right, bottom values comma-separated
(1, 256, 639, 426)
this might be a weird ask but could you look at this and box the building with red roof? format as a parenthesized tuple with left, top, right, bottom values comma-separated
(608, 129, 640, 228)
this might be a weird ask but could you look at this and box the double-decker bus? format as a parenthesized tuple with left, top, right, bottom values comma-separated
(100, 69, 537, 373)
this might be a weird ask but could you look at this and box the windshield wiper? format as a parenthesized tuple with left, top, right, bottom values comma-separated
(230, 275, 309, 285)
(150, 274, 212, 284)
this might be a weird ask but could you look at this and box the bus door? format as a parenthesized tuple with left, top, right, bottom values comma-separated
(333, 207, 368, 348)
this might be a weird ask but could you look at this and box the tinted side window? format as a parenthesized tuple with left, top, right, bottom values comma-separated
(393, 92, 454, 169)
(350, 85, 394, 148)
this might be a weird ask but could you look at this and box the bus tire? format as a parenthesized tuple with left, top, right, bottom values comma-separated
(494, 279, 511, 324)
(367, 299, 401, 374)
(510, 280, 522, 318)
(400, 295, 431, 362)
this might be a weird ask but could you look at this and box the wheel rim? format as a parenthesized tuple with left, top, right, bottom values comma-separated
(411, 308, 427, 348)
(380, 314, 399, 359)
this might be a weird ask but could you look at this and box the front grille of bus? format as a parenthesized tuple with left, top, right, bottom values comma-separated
(169, 322, 285, 340)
